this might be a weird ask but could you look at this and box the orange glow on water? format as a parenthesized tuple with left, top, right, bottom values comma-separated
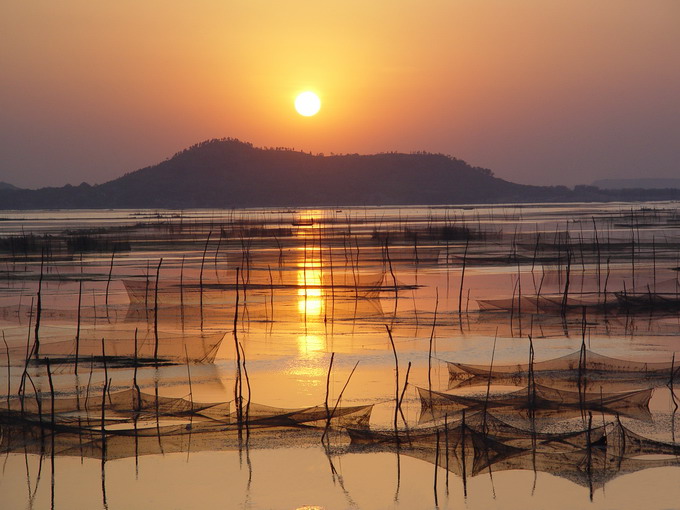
(297, 254, 324, 317)
(295, 334, 326, 357)
(296, 215, 325, 318)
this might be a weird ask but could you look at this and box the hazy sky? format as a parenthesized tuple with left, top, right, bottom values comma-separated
(2, 1, 679, 188)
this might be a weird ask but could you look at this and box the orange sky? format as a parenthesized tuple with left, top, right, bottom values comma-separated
(1, 1, 679, 188)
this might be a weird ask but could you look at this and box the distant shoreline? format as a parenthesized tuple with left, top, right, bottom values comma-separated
(2, 138, 680, 210)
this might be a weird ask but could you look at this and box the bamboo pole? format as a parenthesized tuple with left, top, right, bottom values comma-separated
(433, 430, 440, 507)
(427, 289, 439, 396)
(324, 352, 335, 433)
(592, 217, 601, 296)
(199, 231, 212, 313)
(75, 280, 82, 375)
(239, 342, 251, 428)
(133, 328, 141, 410)
(458, 237, 469, 314)
(233, 267, 243, 424)
(444, 415, 450, 494)
(18, 297, 35, 410)
(105, 248, 116, 311)
(3, 331, 9, 409)
(397, 361, 411, 430)
(34, 251, 44, 359)
(561, 249, 571, 315)
(100, 339, 108, 458)
(153, 258, 163, 361)
(322, 359, 360, 442)
(45, 358, 55, 427)
(386, 325, 400, 439)
(184, 344, 194, 414)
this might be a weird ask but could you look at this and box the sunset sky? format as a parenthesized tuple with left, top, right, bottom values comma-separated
(1, 1, 679, 189)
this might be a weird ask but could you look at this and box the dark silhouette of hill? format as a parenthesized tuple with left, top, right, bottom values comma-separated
(0, 181, 20, 191)
(1, 138, 679, 209)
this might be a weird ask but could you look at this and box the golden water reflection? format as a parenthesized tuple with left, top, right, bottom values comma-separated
(296, 219, 325, 318)
(296, 334, 326, 356)
(297, 264, 323, 316)
(295, 219, 329, 356)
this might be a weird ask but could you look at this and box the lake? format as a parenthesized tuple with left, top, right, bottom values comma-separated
(1, 202, 679, 509)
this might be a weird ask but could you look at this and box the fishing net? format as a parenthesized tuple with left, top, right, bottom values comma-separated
(448, 349, 678, 380)
(348, 411, 680, 490)
(2, 330, 225, 366)
(416, 384, 653, 423)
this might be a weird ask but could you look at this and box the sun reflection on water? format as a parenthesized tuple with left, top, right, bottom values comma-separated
(293, 213, 334, 358)
(296, 218, 325, 318)
(297, 265, 324, 316)
(297, 334, 326, 356)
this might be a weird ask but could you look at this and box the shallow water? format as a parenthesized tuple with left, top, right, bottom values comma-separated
(1, 202, 680, 509)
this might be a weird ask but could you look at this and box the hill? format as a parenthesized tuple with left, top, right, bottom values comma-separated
(1, 138, 679, 209)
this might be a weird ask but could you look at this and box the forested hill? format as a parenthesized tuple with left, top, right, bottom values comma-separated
(1, 138, 679, 209)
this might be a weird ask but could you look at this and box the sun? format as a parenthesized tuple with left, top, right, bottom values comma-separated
(295, 91, 321, 117)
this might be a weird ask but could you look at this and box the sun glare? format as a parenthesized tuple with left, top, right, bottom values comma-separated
(295, 91, 321, 117)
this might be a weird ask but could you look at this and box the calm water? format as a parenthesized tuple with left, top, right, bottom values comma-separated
(1, 203, 679, 509)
